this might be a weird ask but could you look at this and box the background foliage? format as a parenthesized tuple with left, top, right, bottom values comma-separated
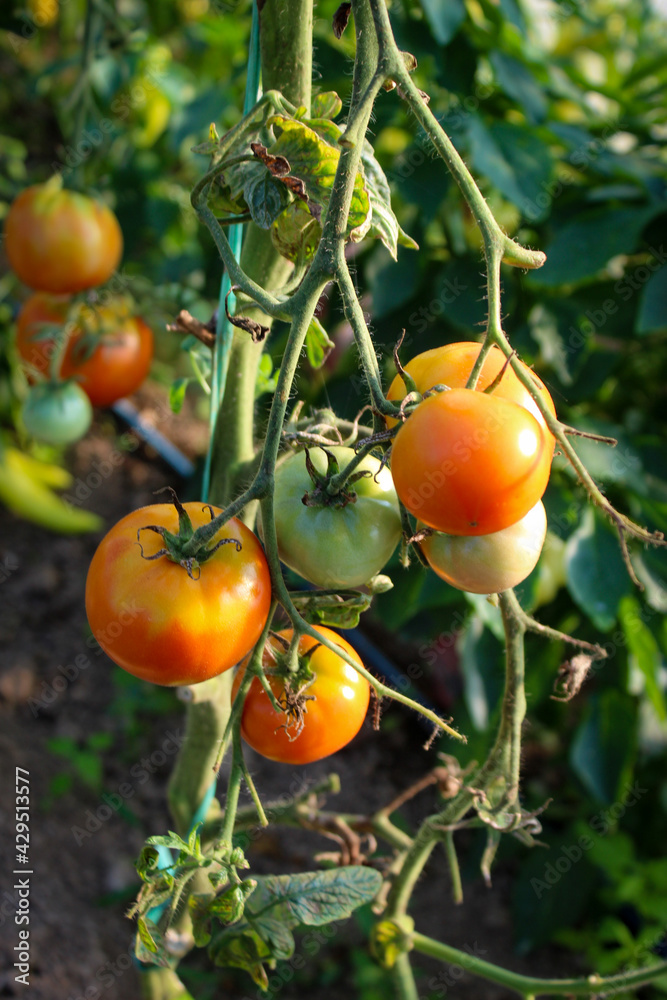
(1, 0, 667, 993)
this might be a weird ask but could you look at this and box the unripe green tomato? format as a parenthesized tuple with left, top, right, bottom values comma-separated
(420, 500, 547, 594)
(21, 380, 93, 446)
(268, 446, 402, 589)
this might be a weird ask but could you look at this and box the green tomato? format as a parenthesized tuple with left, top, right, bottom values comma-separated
(21, 380, 92, 446)
(269, 446, 402, 589)
(420, 501, 547, 594)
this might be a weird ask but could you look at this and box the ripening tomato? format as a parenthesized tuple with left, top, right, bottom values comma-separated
(420, 500, 547, 594)
(5, 177, 123, 294)
(233, 626, 370, 764)
(387, 342, 556, 445)
(391, 388, 552, 535)
(269, 446, 402, 589)
(21, 379, 92, 446)
(85, 504, 272, 686)
(16, 294, 153, 406)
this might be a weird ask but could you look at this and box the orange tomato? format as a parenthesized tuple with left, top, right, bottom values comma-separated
(5, 178, 122, 294)
(387, 342, 556, 444)
(85, 504, 272, 686)
(391, 388, 552, 535)
(16, 294, 153, 406)
(233, 627, 370, 764)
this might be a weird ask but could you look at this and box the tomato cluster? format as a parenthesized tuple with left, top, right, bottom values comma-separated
(389, 342, 555, 594)
(5, 177, 153, 445)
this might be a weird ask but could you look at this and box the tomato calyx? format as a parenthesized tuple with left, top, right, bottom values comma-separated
(300, 446, 370, 509)
(136, 488, 241, 580)
(258, 635, 321, 741)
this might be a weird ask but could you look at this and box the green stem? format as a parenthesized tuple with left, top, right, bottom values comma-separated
(443, 830, 463, 905)
(384, 589, 528, 917)
(69, 0, 98, 190)
(167, 673, 234, 837)
(411, 932, 667, 998)
(391, 953, 419, 1000)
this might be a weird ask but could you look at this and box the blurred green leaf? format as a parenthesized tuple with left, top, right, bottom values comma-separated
(636, 264, 667, 335)
(305, 316, 334, 369)
(619, 595, 666, 721)
(570, 690, 637, 804)
(419, 0, 466, 45)
(565, 509, 633, 630)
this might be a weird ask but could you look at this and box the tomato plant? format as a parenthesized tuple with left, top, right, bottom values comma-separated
(85, 503, 272, 686)
(391, 388, 552, 535)
(269, 445, 402, 588)
(420, 500, 547, 594)
(387, 341, 556, 441)
(232, 626, 370, 764)
(5, 177, 123, 294)
(21, 379, 93, 446)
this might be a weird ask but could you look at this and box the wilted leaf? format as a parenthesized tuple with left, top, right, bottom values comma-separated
(247, 867, 382, 928)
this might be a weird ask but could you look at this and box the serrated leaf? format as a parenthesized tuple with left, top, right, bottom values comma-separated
(267, 115, 371, 240)
(169, 377, 190, 414)
(565, 508, 632, 631)
(247, 867, 382, 928)
(209, 928, 271, 989)
(271, 200, 322, 263)
(305, 316, 334, 368)
(147, 831, 191, 853)
(244, 171, 292, 229)
(361, 142, 418, 260)
(248, 916, 296, 960)
(311, 91, 343, 119)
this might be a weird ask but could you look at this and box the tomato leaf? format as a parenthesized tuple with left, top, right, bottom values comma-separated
(245, 867, 382, 928)
(208, 928, 271, 988)
(618, 595, 666, 721)
(305, 316, 335, 368)
(636, 263, 667, 335)
(361, 141, 419, 260)
(570, 690, 637, 804)
(270, 199, 322, 263)
(311, 91, 343, 120)
(565, 509, 632, 631)
(244, 170, 292, 230)
(267, 115, 371, 241)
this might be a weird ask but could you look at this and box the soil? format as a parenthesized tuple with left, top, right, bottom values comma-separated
(0, 387, 583, 1000)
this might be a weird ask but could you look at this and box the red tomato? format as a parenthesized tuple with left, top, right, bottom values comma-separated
(391, 388, 552, 535)
(5, 178, 123, 294)
(420, 500, 547, 594)
(387, 342, 556, 446)
(16, 294, 153, 406)
(233, 626, 370, 764)
(85, 503, 272, 686)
